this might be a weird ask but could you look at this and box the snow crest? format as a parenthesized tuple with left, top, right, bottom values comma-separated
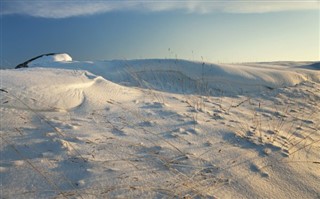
(28, 53, 72, 66)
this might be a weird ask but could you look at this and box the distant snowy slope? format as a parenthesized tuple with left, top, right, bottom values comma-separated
(300, 62, 320, 70)
(24, 57, 320, 95)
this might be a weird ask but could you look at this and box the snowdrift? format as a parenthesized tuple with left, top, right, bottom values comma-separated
(1, 56, 320, 198)
(23, 57, 320, 96)
(15, 53, 72, 69)
(28, 53, 72, 66)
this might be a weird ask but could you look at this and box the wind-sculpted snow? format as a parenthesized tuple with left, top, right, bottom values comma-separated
(1, 68, 127, 111)
(24, 58, 320, 96)
(15, 53, 72, 69)
(1, 58, 320, 198)
(300, 62, 320, 70)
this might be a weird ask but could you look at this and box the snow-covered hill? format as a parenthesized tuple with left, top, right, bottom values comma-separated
(1, 55, 319, 198)
(21, 54, 320, 95)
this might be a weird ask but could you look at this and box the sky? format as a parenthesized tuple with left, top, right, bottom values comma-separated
(0, 1, 319, 67)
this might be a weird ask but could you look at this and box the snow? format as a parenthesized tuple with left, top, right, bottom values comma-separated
(23, 59, 319, 95)
(28, 53, 72, 67)
(1, 57, 319, 198)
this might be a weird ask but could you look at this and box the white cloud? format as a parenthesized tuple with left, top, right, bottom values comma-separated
(1, 0, 319, 18)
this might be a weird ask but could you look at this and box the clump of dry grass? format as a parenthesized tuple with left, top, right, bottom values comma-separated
(227, 84, 320, 158)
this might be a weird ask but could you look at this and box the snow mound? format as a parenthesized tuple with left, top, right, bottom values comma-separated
(28, 53, 72, 67)
(24, 58, 320, 96)
(1, 68, 128, 111)
(2, 58, 320, 198)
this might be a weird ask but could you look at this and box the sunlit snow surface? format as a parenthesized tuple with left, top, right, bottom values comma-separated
(1, 56, 319, 198)
(28, 53, 72, 67)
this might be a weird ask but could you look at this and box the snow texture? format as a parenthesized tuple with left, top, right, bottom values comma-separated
(1, 56, 319, 198)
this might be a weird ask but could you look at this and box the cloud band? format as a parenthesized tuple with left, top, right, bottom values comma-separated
(1, 1, 319, 18)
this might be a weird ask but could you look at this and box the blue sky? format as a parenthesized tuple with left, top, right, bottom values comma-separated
(1, 1, 319, 67)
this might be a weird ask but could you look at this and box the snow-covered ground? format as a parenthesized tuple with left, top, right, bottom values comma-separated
(1, 54, 319, 198)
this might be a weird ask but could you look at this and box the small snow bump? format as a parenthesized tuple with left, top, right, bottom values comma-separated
(13, 160, 24, 166)
(263, 148, 272, 155)
(0, 167, 8, 173)
(75, 180, 85, 187)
